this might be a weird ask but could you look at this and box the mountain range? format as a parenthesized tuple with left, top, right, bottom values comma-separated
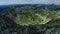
(0, 4, 59, 8)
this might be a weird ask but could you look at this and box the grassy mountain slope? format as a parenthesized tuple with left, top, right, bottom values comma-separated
(0, 4, 60, 25)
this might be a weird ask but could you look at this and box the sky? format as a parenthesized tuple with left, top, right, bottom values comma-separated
(0, 0, 60, 5)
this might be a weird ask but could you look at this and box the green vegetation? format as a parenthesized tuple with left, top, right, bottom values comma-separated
(5, 4, 60, 26)
(1, 4, 60, 34)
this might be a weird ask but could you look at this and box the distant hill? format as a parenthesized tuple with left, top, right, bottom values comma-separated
(0, 4, 51, 8)
(0, 4, 60, 12)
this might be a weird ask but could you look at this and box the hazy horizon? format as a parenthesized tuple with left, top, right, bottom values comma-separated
(0, 0, 60, 5)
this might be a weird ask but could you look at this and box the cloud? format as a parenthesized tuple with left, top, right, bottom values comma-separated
(0, 0, 60, 5)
